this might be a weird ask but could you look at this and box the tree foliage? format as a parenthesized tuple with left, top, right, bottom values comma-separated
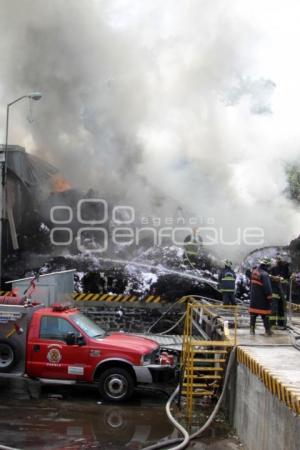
(286, 165, 300, 201)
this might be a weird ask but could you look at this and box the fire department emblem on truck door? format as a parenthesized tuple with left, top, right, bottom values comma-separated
(47, 348, 62, 363)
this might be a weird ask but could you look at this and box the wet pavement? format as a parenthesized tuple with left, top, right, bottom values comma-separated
(0, 379, 244, 450)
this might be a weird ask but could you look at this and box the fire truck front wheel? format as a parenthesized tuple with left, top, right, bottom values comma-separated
(98, 367, 134, 402)
(0, 339, 21, 372)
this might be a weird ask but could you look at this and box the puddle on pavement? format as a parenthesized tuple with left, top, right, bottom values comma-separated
(0, 379, 243, 450)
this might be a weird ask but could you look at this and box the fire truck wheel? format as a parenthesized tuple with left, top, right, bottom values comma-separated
(98, 367, 134, 402)
(0, 339, 21, 372)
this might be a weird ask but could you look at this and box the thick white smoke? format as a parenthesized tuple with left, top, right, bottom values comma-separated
(1, 0, 300, 259)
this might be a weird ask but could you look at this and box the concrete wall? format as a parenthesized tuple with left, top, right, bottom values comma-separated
(230, 362, 300, 450)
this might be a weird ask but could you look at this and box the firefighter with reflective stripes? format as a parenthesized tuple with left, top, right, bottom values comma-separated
(183, 227, 203, 268)
(218, 260, 236, 305)
(269, 255, 288, 329)
(249, 258, 273, 336)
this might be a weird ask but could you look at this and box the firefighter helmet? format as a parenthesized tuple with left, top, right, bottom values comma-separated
(224, 259, 233, 268)
(259, 257, 272, 266)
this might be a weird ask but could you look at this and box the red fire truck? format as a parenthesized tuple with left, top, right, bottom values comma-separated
(0, 298, 175, 402)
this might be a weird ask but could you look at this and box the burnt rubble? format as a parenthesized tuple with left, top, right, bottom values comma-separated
(4, 244, 221, 302)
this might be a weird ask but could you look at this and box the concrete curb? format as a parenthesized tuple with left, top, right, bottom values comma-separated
(237, 347, 300, 415)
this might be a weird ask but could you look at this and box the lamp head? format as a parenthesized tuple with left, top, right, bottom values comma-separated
(27, 92, 42, 101)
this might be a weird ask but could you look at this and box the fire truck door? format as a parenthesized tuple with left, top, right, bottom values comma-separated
(27, 315, 89, 380)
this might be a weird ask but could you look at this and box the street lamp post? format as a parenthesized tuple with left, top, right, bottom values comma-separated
(0, 92, 42, 287)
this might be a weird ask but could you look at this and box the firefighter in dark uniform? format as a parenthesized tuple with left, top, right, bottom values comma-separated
(218, 260, 236, 305)
(269, 255, 289, 329)
(249, 258, 273, 336)
(183, 227, 203, 268)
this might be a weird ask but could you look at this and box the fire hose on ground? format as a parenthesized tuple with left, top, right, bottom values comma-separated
(141, 346, 237, 450)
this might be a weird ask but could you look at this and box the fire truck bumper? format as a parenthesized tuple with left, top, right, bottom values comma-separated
(133, 364, 177, 384)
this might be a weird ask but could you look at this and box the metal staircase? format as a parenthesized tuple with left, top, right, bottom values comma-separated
(180, 300, 237, 418)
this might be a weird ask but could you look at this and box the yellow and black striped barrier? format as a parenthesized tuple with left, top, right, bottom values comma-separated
(237, 347, 300, 415)
(72, 293, 161, 304)
(0, 291, 161, 304)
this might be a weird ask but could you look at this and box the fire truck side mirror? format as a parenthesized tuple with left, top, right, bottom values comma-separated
(65, 332, 76, 345)
(76, 334, 86, 346)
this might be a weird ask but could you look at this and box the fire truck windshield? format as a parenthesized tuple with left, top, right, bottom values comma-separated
(71, 312, 106, 338)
